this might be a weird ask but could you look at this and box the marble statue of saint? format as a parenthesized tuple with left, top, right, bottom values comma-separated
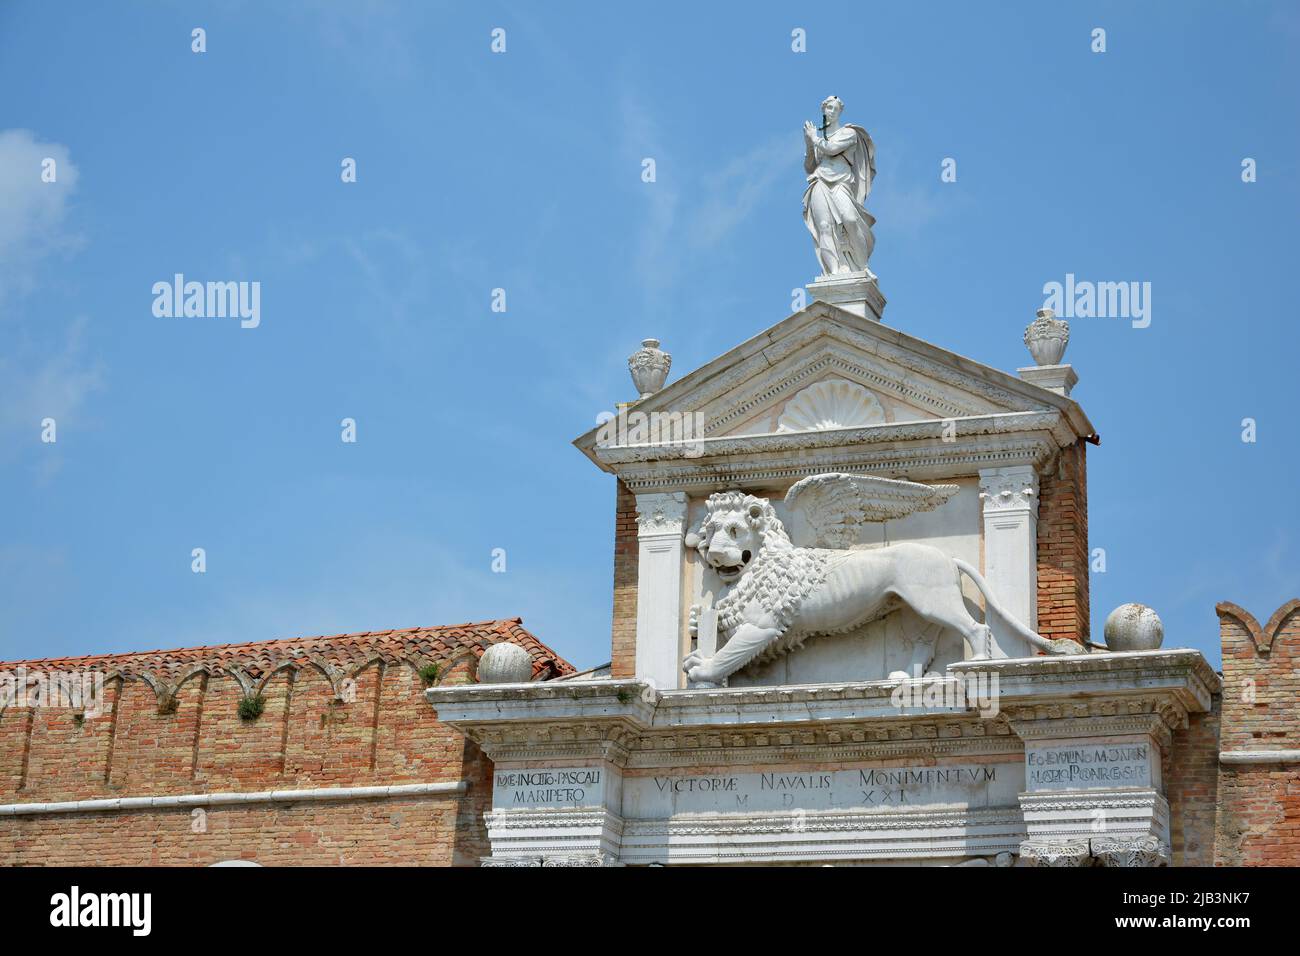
(802, 95, 877, 277)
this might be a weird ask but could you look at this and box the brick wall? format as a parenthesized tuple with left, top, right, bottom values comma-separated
(0, 623, 570, 866)
(611, 479, 639, 678)
(1164, 695, 1221, 866)
(0, 661, 483, 865)
(1215, 599, 1300, 866)
(1036, 440, 1089, 644)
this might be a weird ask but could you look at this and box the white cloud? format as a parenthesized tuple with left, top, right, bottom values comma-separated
(0, 128, 82, 304)
(621, 95, 789, 299)
(0, 129, 101, 461)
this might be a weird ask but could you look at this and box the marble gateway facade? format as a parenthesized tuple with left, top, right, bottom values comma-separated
(430, 286, 1298, 867)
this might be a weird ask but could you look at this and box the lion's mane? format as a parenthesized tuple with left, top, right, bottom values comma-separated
(696, 492, 837, 664)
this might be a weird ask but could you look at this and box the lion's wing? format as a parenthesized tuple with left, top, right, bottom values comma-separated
(783, 473, 960, 549)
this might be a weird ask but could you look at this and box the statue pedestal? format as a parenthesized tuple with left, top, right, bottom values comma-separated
(806, 271, 886, 321)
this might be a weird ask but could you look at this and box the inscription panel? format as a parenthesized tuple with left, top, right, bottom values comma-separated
(1025, 742, 1154, 790)
(622, 762, 1023, 818)
(492, 767, 609, 809)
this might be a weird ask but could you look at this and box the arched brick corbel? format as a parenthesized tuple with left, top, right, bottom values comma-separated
(1216, 599, 1300, 656)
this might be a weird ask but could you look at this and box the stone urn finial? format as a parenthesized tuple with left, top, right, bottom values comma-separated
(628, 338, 671, 399)
(1024, 308, 1070, 366)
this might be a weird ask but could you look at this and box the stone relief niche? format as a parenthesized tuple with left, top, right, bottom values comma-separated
(684, 477, 986, 686)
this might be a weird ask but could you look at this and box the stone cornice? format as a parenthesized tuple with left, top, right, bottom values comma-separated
(601, 432, 1061, 493)
(428, 650, 1218, 764)
(595, 410, 1071, 465)
(949, 650, 1219, 719)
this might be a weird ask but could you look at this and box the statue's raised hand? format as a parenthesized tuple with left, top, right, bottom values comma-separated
(803, 120, 817, 143)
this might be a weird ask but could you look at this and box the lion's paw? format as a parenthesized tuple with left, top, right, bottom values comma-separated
(684, 654, 723, 687)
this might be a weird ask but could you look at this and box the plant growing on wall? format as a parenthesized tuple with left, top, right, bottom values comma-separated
(238, 694, 265, 721)
(417, 663, 441, 686)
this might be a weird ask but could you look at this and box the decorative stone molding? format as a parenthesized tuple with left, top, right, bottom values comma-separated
(610, 432, 1062, 494)
(541, 854, 621, 867)
(484, 806, 625, 863)
(1019, 790, 1170, 857)
(1019, 840, 1092, 866)
(620, 806, 1027, 865)
(978, 467, 1039, 513)
(1091, 835, 1169, 867)
(602, 412, 1069, 466)
(480, 856, 543, 867)
(634, 492, 688, 534)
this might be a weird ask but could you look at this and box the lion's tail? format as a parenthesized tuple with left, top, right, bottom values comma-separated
(952, 558, 1059, 656)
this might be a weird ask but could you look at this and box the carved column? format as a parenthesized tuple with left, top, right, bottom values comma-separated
(1091, 836, 1170, 867)
(634, 492, 689, 691)
(1018, 840, 1093, 867)
(978, 466, 1039, 644)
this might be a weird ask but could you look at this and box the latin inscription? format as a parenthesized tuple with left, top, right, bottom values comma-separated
(1026, 744, 1151, 789)
(495, 769, 603, 807)
(624, 763, 1019, 817)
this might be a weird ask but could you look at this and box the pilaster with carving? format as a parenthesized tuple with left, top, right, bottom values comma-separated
(635, 492, 689, 690)
(978, 465, 1040, 639)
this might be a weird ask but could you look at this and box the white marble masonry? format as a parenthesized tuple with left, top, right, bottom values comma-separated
(978, 465, 1040, 642)
(634, 492, 688, 691)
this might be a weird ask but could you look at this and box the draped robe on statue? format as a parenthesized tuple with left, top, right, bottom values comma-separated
(802, 124, 877, 276)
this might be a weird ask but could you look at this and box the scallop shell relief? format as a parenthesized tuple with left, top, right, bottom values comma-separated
(776, 379, 886, 432)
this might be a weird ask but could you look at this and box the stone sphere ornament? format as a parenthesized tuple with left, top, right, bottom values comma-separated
(1103, 603, 1164, 651)
(477, 642, 534, 683)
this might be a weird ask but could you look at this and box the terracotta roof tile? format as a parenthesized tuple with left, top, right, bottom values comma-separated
(0, 618, 575, 683)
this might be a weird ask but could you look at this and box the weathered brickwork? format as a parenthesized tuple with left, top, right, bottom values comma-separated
(1214, 599, 1300, 866)
(1164, 696, 1221, 866)
(611, 479, 639, 678)
(0, 620, 570, 866)
(1036, 440, 1089, 644)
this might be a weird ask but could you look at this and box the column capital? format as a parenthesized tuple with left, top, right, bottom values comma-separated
(1090, 836, 1169, 867)
(1018, 840, 1092, 867)
(978, 466, 1040, 514)
(635, 491, 688, 536)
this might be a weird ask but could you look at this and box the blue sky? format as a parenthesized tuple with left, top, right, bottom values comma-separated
(1, 1, 1296, 670)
